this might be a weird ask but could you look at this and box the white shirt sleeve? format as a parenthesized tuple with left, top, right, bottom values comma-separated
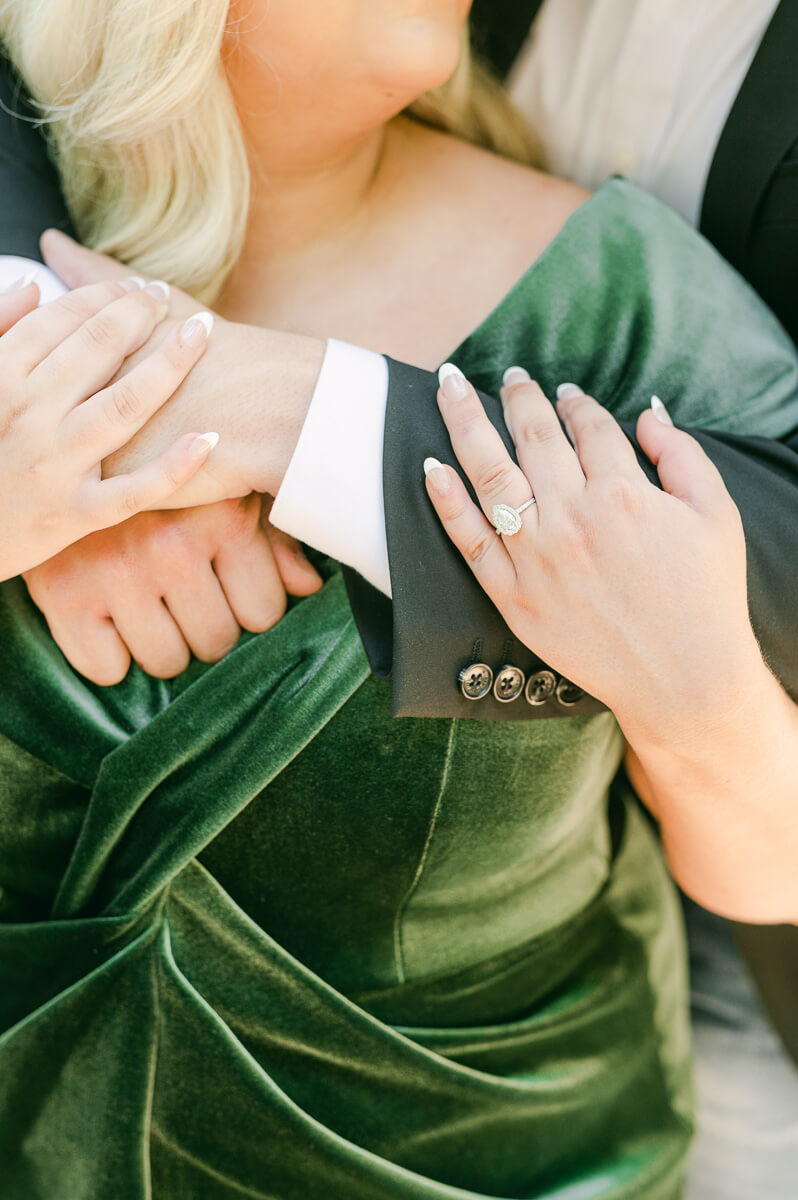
(0, 255, 66, 301)
(270, 337, 392, 598)
(0, 257, 393, 596)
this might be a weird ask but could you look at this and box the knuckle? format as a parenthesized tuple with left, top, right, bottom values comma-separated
(220, 497, 258, 544)
(475, 460, 516, 499)
(250, 594, 287, 632)
(82, 311, 120, 351)
(464, 530, 495, 567)
(107, 379, 143, 425)
(515, 415, 560, 449)
(145, 648, 190, 680)
(602, 475, 644, 516)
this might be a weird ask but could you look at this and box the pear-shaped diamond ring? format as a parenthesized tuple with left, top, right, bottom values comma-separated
(491, 497, 536, 536)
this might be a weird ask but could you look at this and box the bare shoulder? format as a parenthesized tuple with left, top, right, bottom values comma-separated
(408, 123, 590, 266)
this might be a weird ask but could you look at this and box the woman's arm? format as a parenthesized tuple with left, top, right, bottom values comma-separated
(424, 365, 798, 923)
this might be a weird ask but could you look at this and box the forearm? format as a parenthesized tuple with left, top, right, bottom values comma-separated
(624, 658, 798, 925)
(102, 322, 325, 506)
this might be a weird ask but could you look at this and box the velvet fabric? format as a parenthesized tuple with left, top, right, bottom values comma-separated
(2, 181, 798, 1198)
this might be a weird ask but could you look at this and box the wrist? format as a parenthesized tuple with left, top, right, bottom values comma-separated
(247, 330, 325, 496)
(622, 648, 790, 783)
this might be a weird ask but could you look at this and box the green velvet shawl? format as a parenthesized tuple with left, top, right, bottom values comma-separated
(2, 181, 798, 1199)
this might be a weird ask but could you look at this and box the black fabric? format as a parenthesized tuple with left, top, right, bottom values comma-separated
(0, 51, 74, 257)
(469, 0, 545, 80)
(700, 1, 798, 347)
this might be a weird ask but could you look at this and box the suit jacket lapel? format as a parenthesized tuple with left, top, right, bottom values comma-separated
(470, 0, 545, 80)
(701, 1, 798, 272)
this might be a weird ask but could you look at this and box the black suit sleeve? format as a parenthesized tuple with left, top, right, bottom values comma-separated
(0, 50, 74, 259)
(344, 359, 798, 720)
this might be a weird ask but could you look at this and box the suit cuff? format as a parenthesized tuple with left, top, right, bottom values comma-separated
(0, 256, 65, 302)
(270, 337, 392, 596)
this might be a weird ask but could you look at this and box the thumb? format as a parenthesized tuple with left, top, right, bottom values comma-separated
(40, 228, 132, 287)
(40, 229, 203, 319)
(636, 399, 729, 514)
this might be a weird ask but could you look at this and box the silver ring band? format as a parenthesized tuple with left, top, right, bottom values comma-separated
(492, 497, 536, 536)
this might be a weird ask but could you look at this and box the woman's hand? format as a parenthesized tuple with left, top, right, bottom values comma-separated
(425, 365, 798, 923)
(24, 496, 323, 684)
(0, 275, 218, 581)
(424, 365, 762, 744)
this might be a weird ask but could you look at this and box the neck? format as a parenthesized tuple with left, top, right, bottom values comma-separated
(242, 126, 389, 258)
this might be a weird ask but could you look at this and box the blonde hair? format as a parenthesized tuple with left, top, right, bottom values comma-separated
(0, 2, 537, 303)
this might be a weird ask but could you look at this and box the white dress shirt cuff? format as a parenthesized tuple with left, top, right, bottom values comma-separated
(0, 256, 66, 302)
(270, 337, 392, 597)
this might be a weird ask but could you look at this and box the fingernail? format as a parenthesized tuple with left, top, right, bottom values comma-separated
(190, 431, 220, 461)
(438, 362, 468, 402)
(119, 275, 147, 292)
(180, 312, 214, 347)
(502, 366, 531, 388)
(651, 395, 673, 426)
(2, 269, 38, 294)
(424, 456, 451, 494)
(556, 382, 582, 401)
(143, 280, 170, 302)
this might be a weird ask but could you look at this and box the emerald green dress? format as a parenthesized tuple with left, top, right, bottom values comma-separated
(2, 181, 798, 1200)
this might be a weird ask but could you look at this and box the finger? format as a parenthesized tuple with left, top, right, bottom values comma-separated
(214, 520, 291, 631)
(437, 363, 540, 527)
(39, 606, 131, 687)
(423, 456, 518, 599)
(636, 400, 730, 515)
(554, 384, 643, 480)
(32, 282, 173, 405)
(0, 279, 136, 371)
(266, 528, 324, 597)
(110, 595, 191, 679)
(0, 277, 41, 333)
(258, 499, 323, 597)
(86, 431, 221, 529)
(41, 229, 201, 319)
(161, 560, 242, 663)
(499, 370, 585, 502)
(61, 312, 214, 459)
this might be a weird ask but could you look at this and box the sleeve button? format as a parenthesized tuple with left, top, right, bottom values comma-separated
(525, 669, 557, 705)
(556, 678, 585, 707)
(458, 663, 494, 700)
(493, 665, 525, 703)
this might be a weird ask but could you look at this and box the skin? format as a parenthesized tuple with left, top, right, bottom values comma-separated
(0, 276, 216, 581)
(19, 1, 797, 919)
(425, 370, 798, 924)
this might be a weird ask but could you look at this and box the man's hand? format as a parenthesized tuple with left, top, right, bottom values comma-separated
(24, 497, 323, 684)
(40, 230, 326, 507)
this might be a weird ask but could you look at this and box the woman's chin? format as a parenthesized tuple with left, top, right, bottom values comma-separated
(371, 16, 464, 99)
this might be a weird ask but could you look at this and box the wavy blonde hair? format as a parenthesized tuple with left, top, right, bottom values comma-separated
(0, 1, 537, 303)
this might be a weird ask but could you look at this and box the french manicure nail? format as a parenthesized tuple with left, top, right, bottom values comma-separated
(2, 269, 38, 294)
(556, 382, 582, 401)
(502, 366, 531, 388)
(424, 456, 452, 494)
(180, 312, 214, 347)
(651, 395, 673, 426)
(438, 362, 468, 402)
(190, 431, 220, 461)
(119, 276, 147, 292)
(144, 280, 170, 302)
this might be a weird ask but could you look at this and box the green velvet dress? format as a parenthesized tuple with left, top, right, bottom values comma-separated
(2, 181, 798, 1200)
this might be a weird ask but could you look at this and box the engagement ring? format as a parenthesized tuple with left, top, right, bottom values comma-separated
(492, 498, 536, 536)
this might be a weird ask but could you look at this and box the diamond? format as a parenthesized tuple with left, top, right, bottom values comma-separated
(492, 503, 521, 535)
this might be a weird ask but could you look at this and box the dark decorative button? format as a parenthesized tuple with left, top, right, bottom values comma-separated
(493, 664, 525, 703)
(525, 669, 557, 706)
(458, 662, 494, 700)
(556, 678, 585, 707)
